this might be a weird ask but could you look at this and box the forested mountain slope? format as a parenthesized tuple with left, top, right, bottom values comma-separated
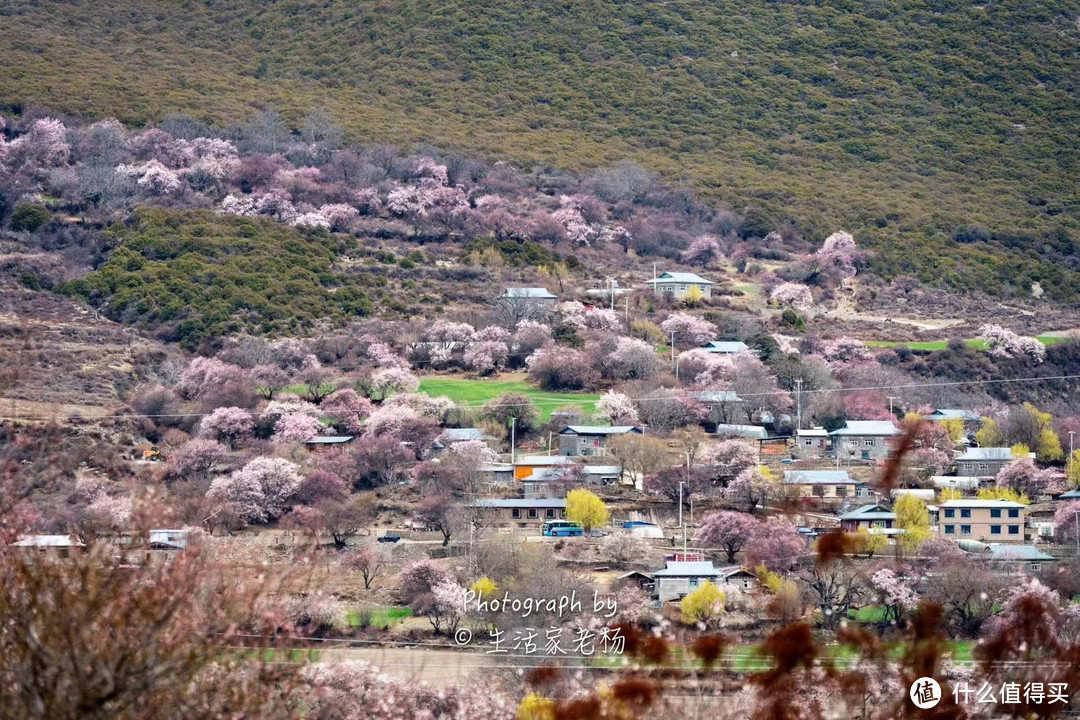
(2, 0, 1078, 292)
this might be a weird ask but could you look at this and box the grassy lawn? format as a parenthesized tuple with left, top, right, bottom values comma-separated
(865, 336, 1064, 351)
(346, 606, 413, 628)
(419, 377, 600, 422)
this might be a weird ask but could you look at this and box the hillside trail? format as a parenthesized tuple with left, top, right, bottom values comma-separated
(823, 278, 963, 331)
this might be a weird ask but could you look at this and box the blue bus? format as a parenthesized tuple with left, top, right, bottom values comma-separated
(542, 520, 584, 537)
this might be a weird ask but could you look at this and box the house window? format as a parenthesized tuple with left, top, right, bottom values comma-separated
(960, 509, 972, 519)
(1008, 525, 1020, 535)
(804, 439, 813, 446)
(546, 509, 555, 518)
(960, 525, 972, 535)
(990, 525, 1001, 535)
(835, 486, 848, 497)
(528, 509, 537, 519)
(945, 525, 955, 534)
(1031, 563, 1041, 572)
(944, 509, 955, 518)
(863, 438, 876, 447)
(1008, 508, 1020, 518)
(689, 578, 699, 589)
(871, 520, 886, 529)
(990, 509, 1001, 518)
(812, 485, 825, 497)
(512, 509, 520, 519)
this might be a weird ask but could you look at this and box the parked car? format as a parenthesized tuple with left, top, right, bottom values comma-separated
(377, 533, 401, 543)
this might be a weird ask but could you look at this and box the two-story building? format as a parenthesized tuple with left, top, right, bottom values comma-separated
(558, 425, 642, 457)
(783, 470, 870, 501)
(645, 272, 714, 300)
(829, 421, 901, 461)
(938, 499, 1029, 543)
(955, 448, 1014, 478)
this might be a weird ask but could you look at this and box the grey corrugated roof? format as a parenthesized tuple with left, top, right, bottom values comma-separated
(690, 390, 742, 403)
(985, 545, 1055, 561)
(703, 341, 750, 354)
(840, 504, 895, 521)
(797, 427, 830, 437)
(1058, 489, 1080, 500)
(783, 470, 856, 485)
(505, 287, 556, 299)
(441, 428, 493, 442)
(829, 421, 900, 436)
(304, 436, 354, 444)
(651, 561, 720, 577)
(560, 425, 640, 436)
(713, 424, 767, 439)
(646, 272, 714, 285)
(11, 535, 84, 547)
(957, 448, 1014, 461)
(468, 498, 567, 509)
(924, 409, 980, 422)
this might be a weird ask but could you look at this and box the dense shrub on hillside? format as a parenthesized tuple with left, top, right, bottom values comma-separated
(60, 208, 372, 349)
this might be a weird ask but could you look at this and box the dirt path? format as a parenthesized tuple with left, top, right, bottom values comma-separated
(316, 647, 500, 685)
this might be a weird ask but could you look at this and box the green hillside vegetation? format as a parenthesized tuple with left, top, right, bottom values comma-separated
(3, 0, 1078, 296)
(865, 335, 1066, 351)
(418, 377, 599, 422)
(60, 208, 372, 350)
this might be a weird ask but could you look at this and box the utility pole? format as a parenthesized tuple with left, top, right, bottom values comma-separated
(670, 331, 676, 371)
(887, 396, 899, 416)
(625, 296, 629, 324)
(610, 278, 615, 310)
(1069, 431, 1076, 482)
(678, 481, 687, 555)
(794, 378, 803, 430)
(510, 416, 516, 465)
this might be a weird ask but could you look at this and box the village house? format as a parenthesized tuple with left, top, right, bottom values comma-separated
(687, 390, 744, 426)
(829, 420, 901, 461)
(478, 463, 515, 486)
(303, 435, 354, 452)
(838, 503, 895, 533)
(793, 427, 830, 459)
(467, 498, 567, 529)
(783, 470, 870, 501)
(979, 545, 1057, 574)
(922, 408, 981, 433)
(558, 425, 642, 457)
(702, 340, 750, 355)
(523, 464, 624, 496)
(930, 475, 980, 493)
(938, 499, 1030, 543)
(650, 560, 761, 601)
(504, 287, 557, 305)
(645, 271, 714, 300)
(10, 534, 85, 558)
(432, 427, 497, 455)
(955, 447, 1014, 478)
(713, 424, 767, 440)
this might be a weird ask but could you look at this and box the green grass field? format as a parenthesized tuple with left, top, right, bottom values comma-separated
(865, 336, 1064, 351)
(589, 640, 974, 672)
(419, 377, 600, 422)
(346, 607, 413, 628)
